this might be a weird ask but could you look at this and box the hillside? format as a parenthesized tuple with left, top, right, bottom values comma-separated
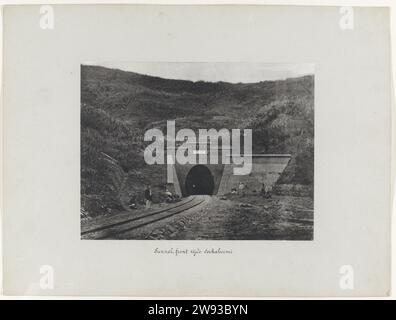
(81, 65, 314, 217)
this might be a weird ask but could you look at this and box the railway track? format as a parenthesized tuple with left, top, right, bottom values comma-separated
(81, 196, 206, 240)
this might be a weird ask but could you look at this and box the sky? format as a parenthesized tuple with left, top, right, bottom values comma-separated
(91, 62, 314, 83)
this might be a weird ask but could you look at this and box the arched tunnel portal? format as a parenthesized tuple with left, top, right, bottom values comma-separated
(185, 165, 215, 195)
(171, 155, 291, 197)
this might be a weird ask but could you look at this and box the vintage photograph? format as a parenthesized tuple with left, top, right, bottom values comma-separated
(81, 62, 314, 240)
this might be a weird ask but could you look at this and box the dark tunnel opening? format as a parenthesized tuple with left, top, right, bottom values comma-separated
(185, 165, 215, 196)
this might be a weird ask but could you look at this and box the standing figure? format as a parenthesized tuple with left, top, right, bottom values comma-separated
(238, 182, 245, 196)
(144, 185, 152, 209)
(260, 183, 266, 197)
(265, 184, 272, 199)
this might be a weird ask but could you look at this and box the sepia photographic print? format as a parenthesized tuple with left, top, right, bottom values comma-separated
(81, 62, 314, 240)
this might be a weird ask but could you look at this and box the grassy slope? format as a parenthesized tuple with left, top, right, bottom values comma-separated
(81, 65, 314, 217)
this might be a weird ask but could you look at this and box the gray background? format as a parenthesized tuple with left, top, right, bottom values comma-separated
(2, 5, 391, 296)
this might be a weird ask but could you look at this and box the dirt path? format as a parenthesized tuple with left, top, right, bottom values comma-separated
(82, 194, 313, 240)
(148, 194, 313, 240)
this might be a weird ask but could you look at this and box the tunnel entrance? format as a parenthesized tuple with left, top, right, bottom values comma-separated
(185, 165, 215, 196)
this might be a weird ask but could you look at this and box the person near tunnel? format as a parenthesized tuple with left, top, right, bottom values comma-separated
(238, 181, 245, 196)
(144, 185, 152, 209)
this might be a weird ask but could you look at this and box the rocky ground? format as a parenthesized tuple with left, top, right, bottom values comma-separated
(109, 194, 314, 240)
